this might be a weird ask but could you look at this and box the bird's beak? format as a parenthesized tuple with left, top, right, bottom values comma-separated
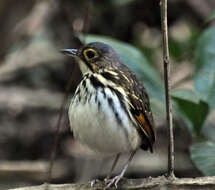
(60, 49, 78, 56)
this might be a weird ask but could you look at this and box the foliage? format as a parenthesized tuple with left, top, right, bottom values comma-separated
(190, 141, 215, 176)
(194, 26, 215, 110)
(172, 89, 209, 135)
(189, 26, 215, 176)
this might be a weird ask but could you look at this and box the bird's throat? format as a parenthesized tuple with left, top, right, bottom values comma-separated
(76, 58, 92, 75)
(77, 59, 91, 75)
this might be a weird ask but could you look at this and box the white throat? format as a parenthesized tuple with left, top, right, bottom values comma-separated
(76, 58, 92, 75)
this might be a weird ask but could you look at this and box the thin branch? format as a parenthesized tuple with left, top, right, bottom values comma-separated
(9, 176, 215, 190)
(46, 95, 67, 184)
(160, 0, 175, 178)
(46, 64, 77, 183)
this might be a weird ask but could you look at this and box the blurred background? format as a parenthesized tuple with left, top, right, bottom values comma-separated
(0, 0, 215, 189)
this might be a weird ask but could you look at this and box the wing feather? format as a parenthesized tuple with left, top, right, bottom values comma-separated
(104, 66, 156, 152)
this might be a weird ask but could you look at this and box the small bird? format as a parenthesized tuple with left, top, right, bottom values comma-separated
(61, 42, 156, 189)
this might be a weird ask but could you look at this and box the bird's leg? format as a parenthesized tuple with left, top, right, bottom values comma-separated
(104, 150, 137, 189)
(91, 154, 121, 187)
(105, 153, 121, 182)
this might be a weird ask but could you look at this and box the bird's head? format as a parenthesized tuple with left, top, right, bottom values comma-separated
(61, 42, 120, 74)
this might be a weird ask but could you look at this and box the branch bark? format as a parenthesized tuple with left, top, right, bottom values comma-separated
(160, 0, 175, 178)
(9, 176, 215, 190)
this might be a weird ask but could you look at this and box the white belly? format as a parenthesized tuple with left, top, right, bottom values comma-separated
(69, 79, 141, 155)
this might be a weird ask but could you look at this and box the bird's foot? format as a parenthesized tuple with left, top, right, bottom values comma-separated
(104, 174, 125, 189)
(90, 179, 100, 187)
(104, 175, 111, 183)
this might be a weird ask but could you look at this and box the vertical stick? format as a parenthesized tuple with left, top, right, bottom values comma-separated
(160, 0, 175, 178)
(46, 62, 76, 187)
(46, 94, 67, 184)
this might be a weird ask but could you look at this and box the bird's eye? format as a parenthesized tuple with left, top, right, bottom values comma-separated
(83, 48, 98, 61)
(86, 50, 95, 59)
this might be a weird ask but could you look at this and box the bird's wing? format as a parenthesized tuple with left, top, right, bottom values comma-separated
(104, 66, 156, 152)
(124, 74, 156, 152)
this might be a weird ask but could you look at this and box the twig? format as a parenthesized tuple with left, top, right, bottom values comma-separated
(160, 0, 175, 178)
(46, 95, 67, 184)
(46, 57, 77, 184)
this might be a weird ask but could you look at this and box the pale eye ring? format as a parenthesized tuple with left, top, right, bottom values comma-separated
(83, 48, 98, 61)
(86, 50, 95, 59)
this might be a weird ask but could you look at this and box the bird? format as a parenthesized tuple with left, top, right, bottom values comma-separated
(61, 42, 156, 189)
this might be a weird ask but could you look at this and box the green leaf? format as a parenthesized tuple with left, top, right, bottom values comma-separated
(82, 34, 164, 101)
(206, 11, 215, 23)
(190, 141, 215, 176)
(150, 97, 165, 118)
(202, 122, 215, 142)
(171, 89, 201, 104)
(169, 38, 185, 61)
(172, 89, 210, 135)
(194, 26, 215, 110)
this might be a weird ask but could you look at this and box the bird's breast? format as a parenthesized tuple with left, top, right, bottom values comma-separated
(68, 75, 141, 155)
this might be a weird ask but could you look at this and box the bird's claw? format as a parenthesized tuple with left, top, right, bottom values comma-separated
(90, 179, 100, 187)
(104, 175, 125, 189)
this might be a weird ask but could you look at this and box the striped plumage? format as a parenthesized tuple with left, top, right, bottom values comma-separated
(62, 42, 156, 188)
